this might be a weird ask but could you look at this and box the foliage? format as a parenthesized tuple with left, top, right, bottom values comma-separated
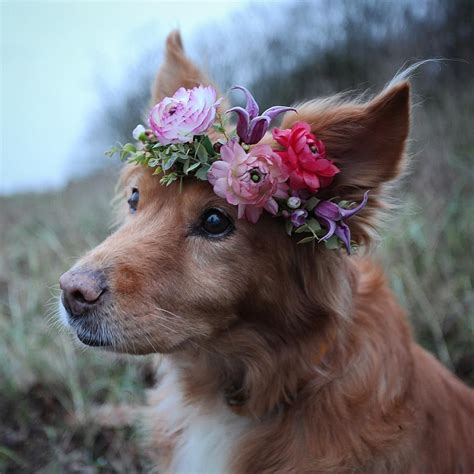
(107, 132, 218, 187)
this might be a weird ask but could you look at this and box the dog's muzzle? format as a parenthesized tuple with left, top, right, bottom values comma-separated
(58, 268, 112, 346)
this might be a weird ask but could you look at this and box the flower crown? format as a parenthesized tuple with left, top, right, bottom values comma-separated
(107, 85, 368, 253)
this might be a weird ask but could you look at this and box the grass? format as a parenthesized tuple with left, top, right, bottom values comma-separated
(0, 170, 151, 473)
(380, 93, 474, 379)
(0, 103, 472, 473)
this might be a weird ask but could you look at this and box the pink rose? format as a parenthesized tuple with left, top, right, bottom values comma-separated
(149, 85, 221, 145)
(208, 141, 289, 223)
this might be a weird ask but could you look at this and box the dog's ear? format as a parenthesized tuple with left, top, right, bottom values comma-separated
(151, 30, 211, 104)
(281, 82, 410, 191)
(280, 82, 410, 245)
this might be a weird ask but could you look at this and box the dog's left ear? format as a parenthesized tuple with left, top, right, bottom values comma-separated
(151, 30, 211, 104)
(280, 82, 410, 244)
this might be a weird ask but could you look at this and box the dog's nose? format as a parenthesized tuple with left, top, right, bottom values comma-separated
(59, 269, 107, 316)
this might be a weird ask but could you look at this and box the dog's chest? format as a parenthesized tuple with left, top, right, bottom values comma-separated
(148, 361, 251, 474)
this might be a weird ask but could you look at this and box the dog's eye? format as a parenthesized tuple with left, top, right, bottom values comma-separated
(200, 209, 233, 237)
(127, 188, 139, 213)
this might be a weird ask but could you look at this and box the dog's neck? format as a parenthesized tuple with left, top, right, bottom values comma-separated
(169, 257, 356, 418)
(169, 258, 412, 420)
(172, 327, 334, 419)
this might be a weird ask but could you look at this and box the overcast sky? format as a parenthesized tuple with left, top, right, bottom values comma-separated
(1, 0, 249, 195)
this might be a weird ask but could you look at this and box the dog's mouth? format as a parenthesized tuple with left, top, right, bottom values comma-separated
(58, 298, 115, 348)
(75, 331, 112, 347)
(69, 316, 117, 348)
(70, 319, 116, 348)
(58, 297, 190, 354)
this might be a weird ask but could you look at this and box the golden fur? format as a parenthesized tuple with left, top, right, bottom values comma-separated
(63, 31, 474, 472)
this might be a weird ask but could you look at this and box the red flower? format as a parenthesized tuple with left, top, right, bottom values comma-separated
(272, 121, 339, 193)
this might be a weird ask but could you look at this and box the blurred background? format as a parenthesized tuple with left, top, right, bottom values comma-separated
(1, 0, 473, 472)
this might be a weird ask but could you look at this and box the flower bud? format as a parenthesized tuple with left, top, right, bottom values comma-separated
(132, 124, 146, 141)
(290, 209, 308, 227)
(287, 196, 301, 209)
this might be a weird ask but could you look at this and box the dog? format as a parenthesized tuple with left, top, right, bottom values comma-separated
(59, 31, 474, 473)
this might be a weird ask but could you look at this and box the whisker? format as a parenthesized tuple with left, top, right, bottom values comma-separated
(142, 329, 160, 354)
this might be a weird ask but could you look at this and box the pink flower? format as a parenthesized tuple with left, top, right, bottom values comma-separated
(149, 85, 221, 145)
(208, 141, 289, 223)
(273, 121, 340, 193)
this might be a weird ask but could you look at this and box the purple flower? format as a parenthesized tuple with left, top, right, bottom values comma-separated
(227, 86, 296, 145)
(290, 209, 308, 228)
(313, 191, 369, 254)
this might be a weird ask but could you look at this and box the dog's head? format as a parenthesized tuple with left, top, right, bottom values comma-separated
(59, 32, 410, 354)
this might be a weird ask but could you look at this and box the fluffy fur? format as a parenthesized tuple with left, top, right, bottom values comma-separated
(60, 31, 474, 473)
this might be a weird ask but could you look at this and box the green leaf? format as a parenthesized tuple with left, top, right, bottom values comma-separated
(213, 123, 226, 134)
(148, 157, 160, 167)
(123, 143, 137, 153)
(306, 218, 321, 233)
(297, 236, 316, 245)
(315, 227, 329, 238)
(195, 142, 209, 163)
(177, 152, 189, 161)
(183, 159, 191, 175)
(304, 196, 320, 211)
(201, 135, 215, 156)
(324, 235, 340, 250)
(284, 220, 293, 236)
(153, 149, 167, 162)
(105, 146, 120, 158)
(195, 164, 211, 181)
(160, 172, 178, 185)
(295, 224, 310, 234)
(188, 161, 201, 173)
(152, 166, 163, 175)
(163, 155, 178, 171)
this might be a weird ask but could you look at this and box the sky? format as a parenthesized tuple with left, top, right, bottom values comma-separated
(1, 0, 249, 195)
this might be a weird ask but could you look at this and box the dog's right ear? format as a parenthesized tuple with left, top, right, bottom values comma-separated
(151, 30, 211, 104)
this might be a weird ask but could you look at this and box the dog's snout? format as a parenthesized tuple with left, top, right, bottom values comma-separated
(60, 269, 107, 316)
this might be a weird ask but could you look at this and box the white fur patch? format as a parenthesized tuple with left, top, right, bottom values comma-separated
(58, 298, 70, 327)
(149, 359, 251, 473)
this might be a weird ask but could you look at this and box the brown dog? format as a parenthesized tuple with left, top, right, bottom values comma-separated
(59, 32, 474, 473)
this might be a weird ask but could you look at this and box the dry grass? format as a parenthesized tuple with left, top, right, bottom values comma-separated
(0, 171, 152, 473)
